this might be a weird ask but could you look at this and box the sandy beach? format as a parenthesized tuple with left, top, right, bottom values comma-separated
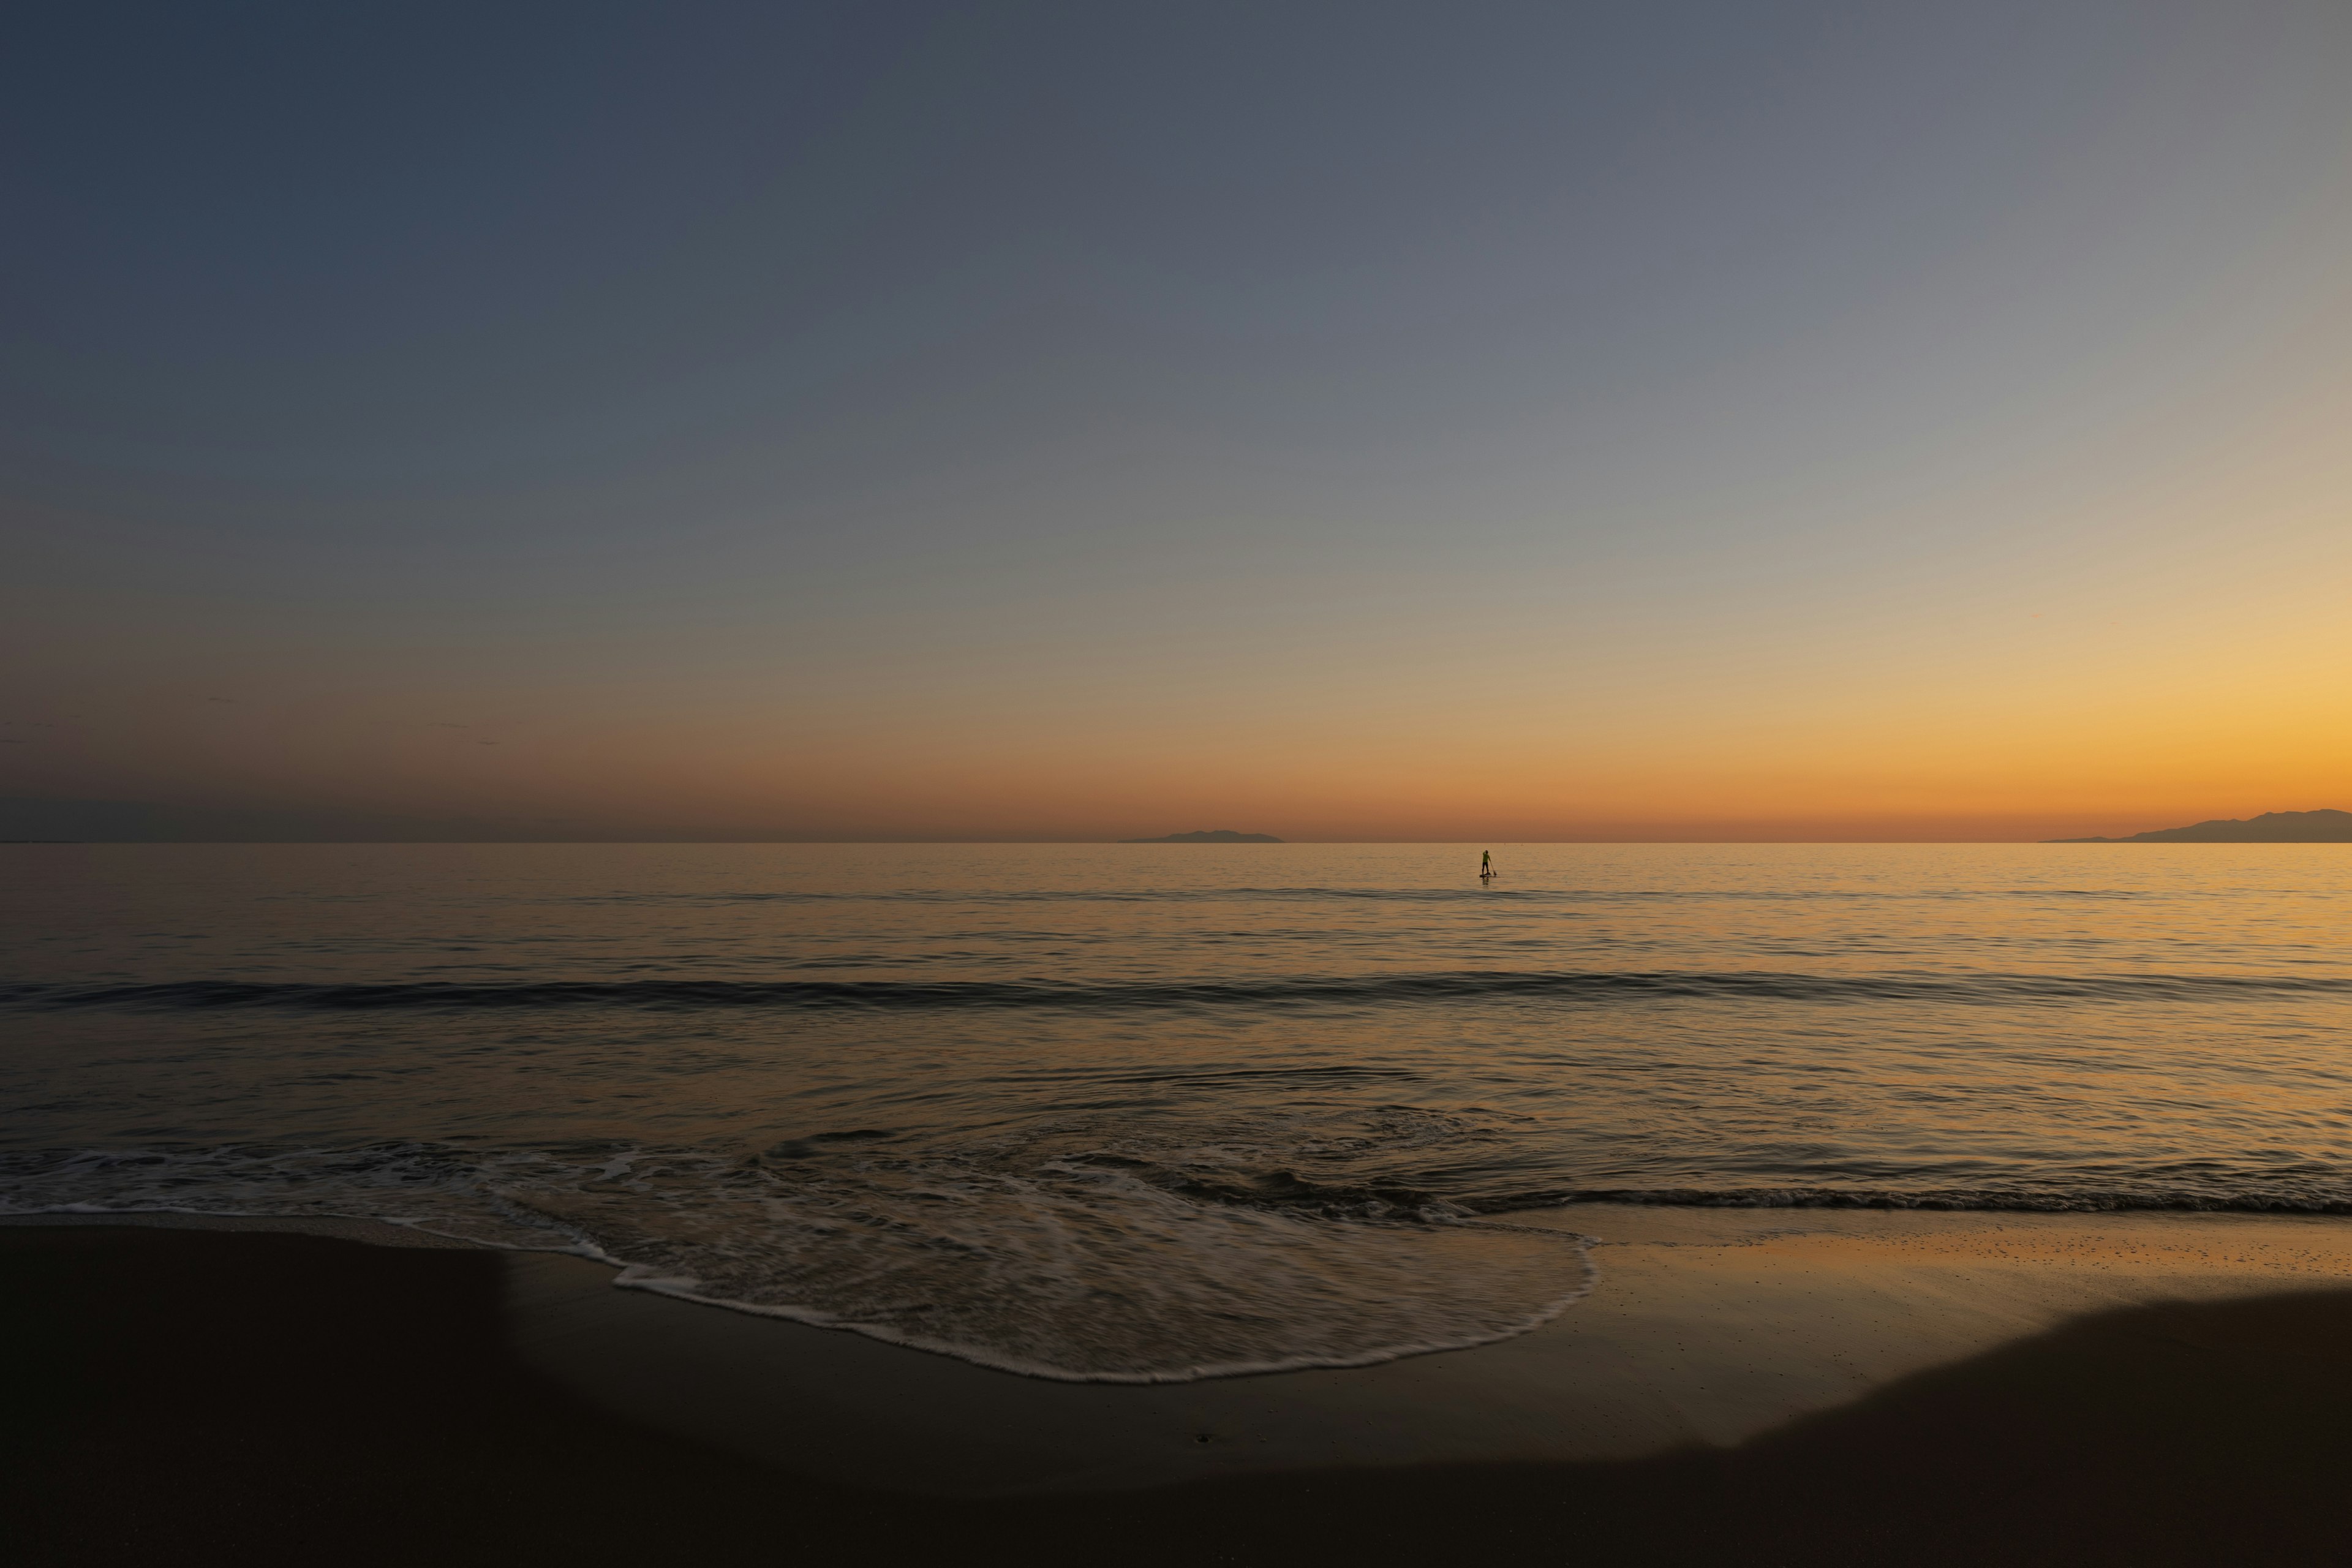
(11, 1208, 2352, 1566)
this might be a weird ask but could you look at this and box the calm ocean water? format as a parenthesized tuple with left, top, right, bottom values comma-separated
(4, 843, 2348, 1379)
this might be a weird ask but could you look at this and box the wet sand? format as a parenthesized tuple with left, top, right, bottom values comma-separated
(502, 1202, 2352, 1494)
(9, 1212, 2352, 1564)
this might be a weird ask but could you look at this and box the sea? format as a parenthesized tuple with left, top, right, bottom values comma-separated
(4, 842, 2347, 1382)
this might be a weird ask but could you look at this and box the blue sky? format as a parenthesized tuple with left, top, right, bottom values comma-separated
(6, 2, 2348, 838)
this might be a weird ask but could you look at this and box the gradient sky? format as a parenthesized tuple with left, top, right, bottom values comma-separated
(6, 1, 2348, 840)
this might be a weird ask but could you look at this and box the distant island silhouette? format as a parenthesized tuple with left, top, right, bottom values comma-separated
(2049, 809, 2352, 843)
(1121, 829, 1284, 843)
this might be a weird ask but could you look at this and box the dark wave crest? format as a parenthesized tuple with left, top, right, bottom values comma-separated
(6, 968, 2348, 1015)
(534, 884, 2163, 908)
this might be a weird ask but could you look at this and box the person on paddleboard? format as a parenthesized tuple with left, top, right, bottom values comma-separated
(1480, 850, 1493, 878)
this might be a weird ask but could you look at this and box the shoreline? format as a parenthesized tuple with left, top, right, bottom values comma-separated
(502, 1201, 2352, 1495)
(9, 1210, 2352, 1563)
(23, 1202, 2352, 1493)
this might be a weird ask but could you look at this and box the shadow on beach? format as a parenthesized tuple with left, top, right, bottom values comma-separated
(7, 1224, 2346, 1566)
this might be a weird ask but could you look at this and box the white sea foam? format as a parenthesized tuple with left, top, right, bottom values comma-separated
(0, 1140, 1595, 1382)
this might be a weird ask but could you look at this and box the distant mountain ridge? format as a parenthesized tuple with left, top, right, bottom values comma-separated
(2050, 809, 2352, 843)
(1121, 829, 1284, 843)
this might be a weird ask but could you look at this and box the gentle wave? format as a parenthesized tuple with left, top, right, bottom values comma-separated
(527, 884, 2169, 907)
(8, 1147, 2349, 1385)
(8, 968, 2348, 1014)
(1479, 1186, 2352, 1216)
(0, 1140, 1595, 1383)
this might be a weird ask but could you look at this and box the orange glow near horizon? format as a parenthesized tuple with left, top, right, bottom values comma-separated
(12, 487, 2348, 841)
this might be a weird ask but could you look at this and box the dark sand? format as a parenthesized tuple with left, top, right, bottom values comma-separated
(8, 1222, 2352, 1566)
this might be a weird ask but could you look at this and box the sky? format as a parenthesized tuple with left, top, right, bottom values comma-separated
(4, 1, 2349, 841)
